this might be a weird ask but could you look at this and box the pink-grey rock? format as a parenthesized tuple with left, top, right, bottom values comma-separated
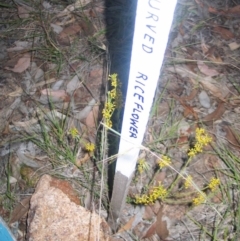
(27, 175, 110, 241)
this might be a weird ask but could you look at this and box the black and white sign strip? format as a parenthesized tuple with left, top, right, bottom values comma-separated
(115, 0, 177, 178)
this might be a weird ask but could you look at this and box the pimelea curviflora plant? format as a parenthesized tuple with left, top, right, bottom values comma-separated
(134, 183, 168, 205)
(85, 142, 95, 153)
(137, 158, 150, 174)
(131, 128, 220, 206)
(158, 155, 171, 169)
(188, 128, 212, 157)
(102, 73, 122, 128)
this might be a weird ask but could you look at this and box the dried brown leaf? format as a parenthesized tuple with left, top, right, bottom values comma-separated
(41, 89, 70, 102)
(5, 53, 30, 73)
(151, 200, 161, 214)
(222, 125, 240, 151)
(183, 104, 198, 119)
(79, 19, 95, 37)
(84, 6, 104, 18)
(208, 5, 240, 16)
(85, 105, 99, 129)
(176, 134, 189, 146)
(2, 123, 10, 135)
(142, 222, 156, 239)
(156, 206, 169, 240)
(181, 89, 198, 101)
(76, 153, 90, 166)
(17, 5, 34, 19)
(208, 6, 219, 14)
(197, 61, 219, 77)
(168, 65, 229, 100)
(197, 78, 229, 101)
(227, 5, 240, 14)
(202, 102, 225, 124)
(153, 171, 166, 186)
(59, 23, 82, 38)
(9, 197, 31, 223)
(201, 41, 209, 54)
(117, 216, 135, 233)
(171, 93, 198, 120)
(143, 206, 155, 220)
(213, 26, 234, 40)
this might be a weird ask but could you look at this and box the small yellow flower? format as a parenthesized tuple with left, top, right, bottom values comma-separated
(158, 155, 171, 169)
(194, 143, 203, 153)
(102, 73, 119, 128)
(137, 158, 149, 174)
(184, 175, 193, 189)
(102, 109, 111, 119)
(106, 101, 115, 112)
(109, 73, 118, 88)
(208, 177, 220, 191)
(188, 148, 197, 158)
(69, 127, 79, 139)
(109, 89, 116, 99)
(188, 128, 212, 157)
(192, 192, 206, 206)
(105, 119, 112, 128)
(151, 184, 168, 200)
(85, 143, 95, 152)
(196, 128, 212, 145)
(133, 183, 168, 205)
(196, 128, 205, 136)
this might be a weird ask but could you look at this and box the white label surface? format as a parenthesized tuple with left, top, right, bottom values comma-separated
(115, 0, 177, 177)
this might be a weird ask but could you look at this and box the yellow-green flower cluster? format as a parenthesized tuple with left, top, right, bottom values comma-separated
(208, 177, 220, 191)
(188, 128, 212, 157)
(102, 74, 119, 128)
(69, 127, 79, 139)
(137, 158, 149, 174)
(192, 192, 206, 206)
(85, 142, 95, 152)
(158, 155, 171, 169)
(134, 183, 168, 205)
(184, 175, 193, 189)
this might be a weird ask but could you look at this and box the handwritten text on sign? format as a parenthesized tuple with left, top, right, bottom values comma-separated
(115, 0, 177, 178)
